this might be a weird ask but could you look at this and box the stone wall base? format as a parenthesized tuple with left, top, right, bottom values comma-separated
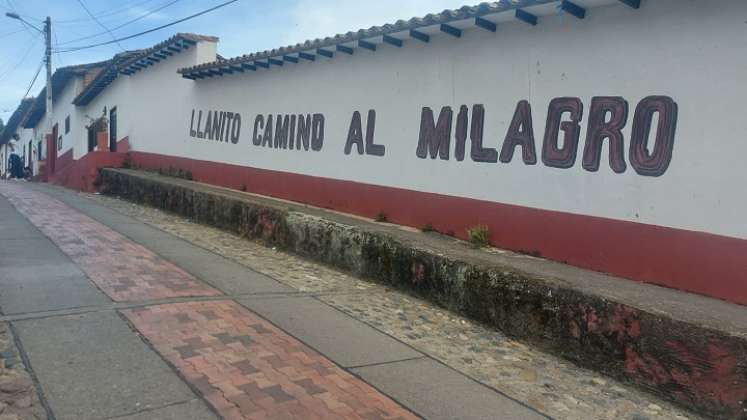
(100, 168, 747, 419)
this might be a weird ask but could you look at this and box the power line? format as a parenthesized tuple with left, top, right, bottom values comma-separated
(54, 0, 160, 24)
(55, 0, 240, 53)
(59, 0, 182, 46)
(22, 58, 44, 99)
(0, 34, 41, 82)
(53, 29, 65, 67)
(74, 0, 126, 52)
(0, 28, 26, 39)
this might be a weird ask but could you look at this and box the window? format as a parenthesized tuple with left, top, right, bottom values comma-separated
(57, 136, 62, 151)
(65, 116, 70, 134)
(37, 141, 42, 160)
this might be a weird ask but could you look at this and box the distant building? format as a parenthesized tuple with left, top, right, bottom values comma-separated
(0, 98, 34, 178)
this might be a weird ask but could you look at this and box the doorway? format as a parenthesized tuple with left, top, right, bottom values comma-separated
(49, 124, 58, 174)
(27, 139, 32, 177)
(109, 107, 117, 152)
(87, 125, 95, 152)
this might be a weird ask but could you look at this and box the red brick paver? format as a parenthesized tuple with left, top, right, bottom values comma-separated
(123, 300, 418, 420)
(0, 183, 220, 301)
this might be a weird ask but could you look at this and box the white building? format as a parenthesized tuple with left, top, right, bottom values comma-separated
(71, 33, 218, 159)
(4, 0, 746, 305)
(0, 98, 34, 178)
(8, 33, 217, 188)
(20, 60, 111, 178)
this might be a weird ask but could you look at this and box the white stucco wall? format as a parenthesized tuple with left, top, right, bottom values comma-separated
(8, 125, 35, 172)
(79, 41, 217, 155)
(37, 76, 85, 160)
(22, 39, 217, 165)
(118, 0, 743, 241)
(27, 74, 87, 172)
(19, 1, 745, 243)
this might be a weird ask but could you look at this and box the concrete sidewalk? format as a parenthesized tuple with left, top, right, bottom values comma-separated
(0, 181, 553, 420)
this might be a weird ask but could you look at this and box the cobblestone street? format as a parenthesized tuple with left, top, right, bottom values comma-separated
(81, 190, 697, 420)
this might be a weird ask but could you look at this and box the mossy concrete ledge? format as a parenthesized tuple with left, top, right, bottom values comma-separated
(100, 168, 747, 419)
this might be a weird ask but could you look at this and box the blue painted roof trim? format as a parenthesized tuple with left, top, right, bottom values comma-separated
(440, 23, 462, 38)
(317, 48, 334, 58)
(123, 38, 198, 76)
(561, 0, 585, 19)
(358, 39, 376, 51)
(475, 17, 497, 32)
(74, 34, 216, 106)
(619, 0, 640, 8)
(179, 0, 637, 79)
(336, 45, 354, 55)
(382, 35, 403, 47)
(179, 1, 565, 78)
(299, 52, 316, 61)
(515, 9, 538, 25)
(409, 29, 430, 43)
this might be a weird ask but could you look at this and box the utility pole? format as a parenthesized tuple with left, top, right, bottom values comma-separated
(5, 13, 53, 130)
(44, 16, 52, 132)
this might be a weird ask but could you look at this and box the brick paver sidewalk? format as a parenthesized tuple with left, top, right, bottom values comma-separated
(124, 301, 416, 420)
(0, 183, 418, 420)
(0, 182, 220, 301)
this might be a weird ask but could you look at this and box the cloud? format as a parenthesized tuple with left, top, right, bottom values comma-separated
(125, 6, 169, 22)
(281, 0, 468, 46)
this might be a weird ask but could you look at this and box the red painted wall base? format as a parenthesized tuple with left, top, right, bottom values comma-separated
(50, 148, 747, 306)
(48, 151, 127, 193)
(46, 138, 131, 192)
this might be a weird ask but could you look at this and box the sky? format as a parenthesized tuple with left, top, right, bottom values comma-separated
(0, 0, 469, 122)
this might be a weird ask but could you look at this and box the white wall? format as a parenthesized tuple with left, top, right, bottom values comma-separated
(0, 144, 6, 176)
(9, 125, 35, 172)
(80, 41, 217, 155)
(37, 75, 85, 160)
(118, 0, 744, 241)
(27, 1, 744, 243)
(27, 74, 86, 173)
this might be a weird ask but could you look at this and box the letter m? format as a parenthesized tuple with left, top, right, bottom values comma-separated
(416, 106, 452, 160)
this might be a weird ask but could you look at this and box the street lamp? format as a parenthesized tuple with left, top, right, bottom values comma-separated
(5, 12, 43, 33)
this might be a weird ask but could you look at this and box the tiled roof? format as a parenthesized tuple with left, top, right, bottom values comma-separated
(178, 0, 585, 78)
(72, 33, 218, 106)
(117, 33, 218, 74)
(23, 60, 111, 129)
(0, 98, 34, 145)
(71, 50, 143, 107)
